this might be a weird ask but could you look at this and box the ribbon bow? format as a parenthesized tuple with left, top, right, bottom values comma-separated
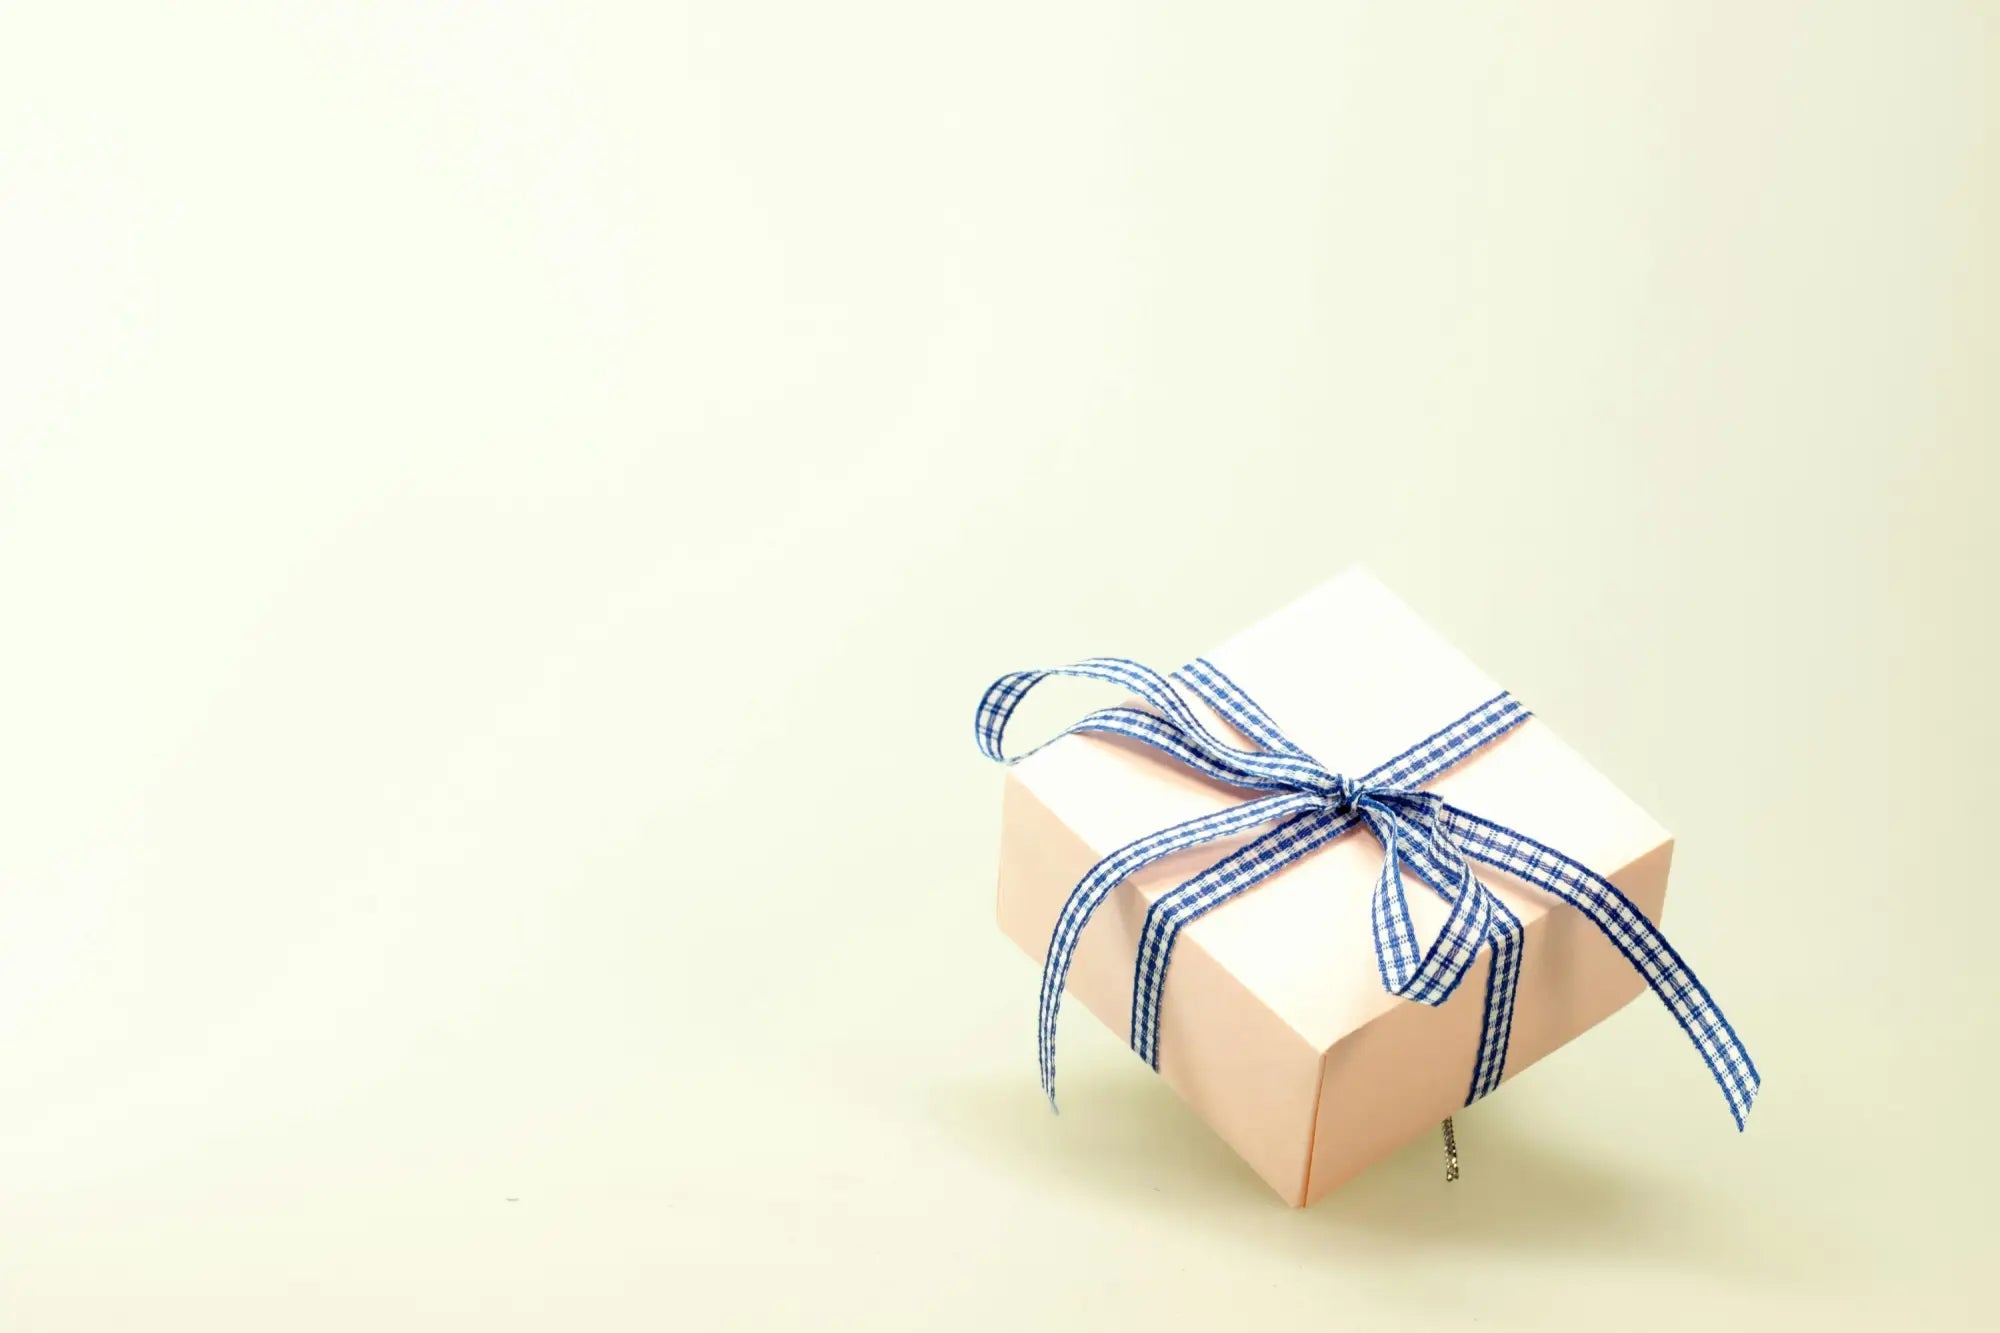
(975, 656, 1760, 1128)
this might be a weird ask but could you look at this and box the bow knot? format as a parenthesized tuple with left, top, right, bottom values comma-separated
(1317, 773, 1362, 813)
(1321, 775, 1440, 825)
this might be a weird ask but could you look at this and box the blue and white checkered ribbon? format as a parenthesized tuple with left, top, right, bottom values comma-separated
(975, 656, 1760, 1128)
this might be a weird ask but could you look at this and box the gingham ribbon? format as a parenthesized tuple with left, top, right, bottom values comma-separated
(974, 656, 1760, 1129)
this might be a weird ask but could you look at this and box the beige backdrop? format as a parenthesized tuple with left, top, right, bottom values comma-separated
(1, 4, 1993, 1330)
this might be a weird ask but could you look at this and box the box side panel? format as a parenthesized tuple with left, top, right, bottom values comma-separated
(1303, 837, 1673, 1204)
(996, 772, 1325, 1206)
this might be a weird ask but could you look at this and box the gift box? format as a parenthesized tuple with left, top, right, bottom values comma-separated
(980, 569, 1755, 1205)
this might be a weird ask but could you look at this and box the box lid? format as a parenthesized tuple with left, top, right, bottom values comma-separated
(1009, 568, 1670, 1053)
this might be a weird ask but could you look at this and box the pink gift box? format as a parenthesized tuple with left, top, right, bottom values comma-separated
(992, 570, 1678, 1204)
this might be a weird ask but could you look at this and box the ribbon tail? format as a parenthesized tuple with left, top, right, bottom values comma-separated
(1441, 804, 1761, 1128)
(1035, 791, 1321, 1110)
(1127, 808, 1353, 1066)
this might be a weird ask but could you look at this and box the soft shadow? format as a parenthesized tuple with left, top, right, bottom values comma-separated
(1303, 1111, 1786, 1273)
(933, 1064, 1811, 1280)
(933, 1063, 1275, 1211)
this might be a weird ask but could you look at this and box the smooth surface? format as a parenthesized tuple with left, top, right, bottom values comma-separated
(1, 4, 1994, 1329)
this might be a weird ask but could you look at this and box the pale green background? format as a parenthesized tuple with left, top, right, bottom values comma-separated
(1, 4, 1993, 1329)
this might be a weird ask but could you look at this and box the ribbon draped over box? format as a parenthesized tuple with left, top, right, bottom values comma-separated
(974, 656, 1760, 1127)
